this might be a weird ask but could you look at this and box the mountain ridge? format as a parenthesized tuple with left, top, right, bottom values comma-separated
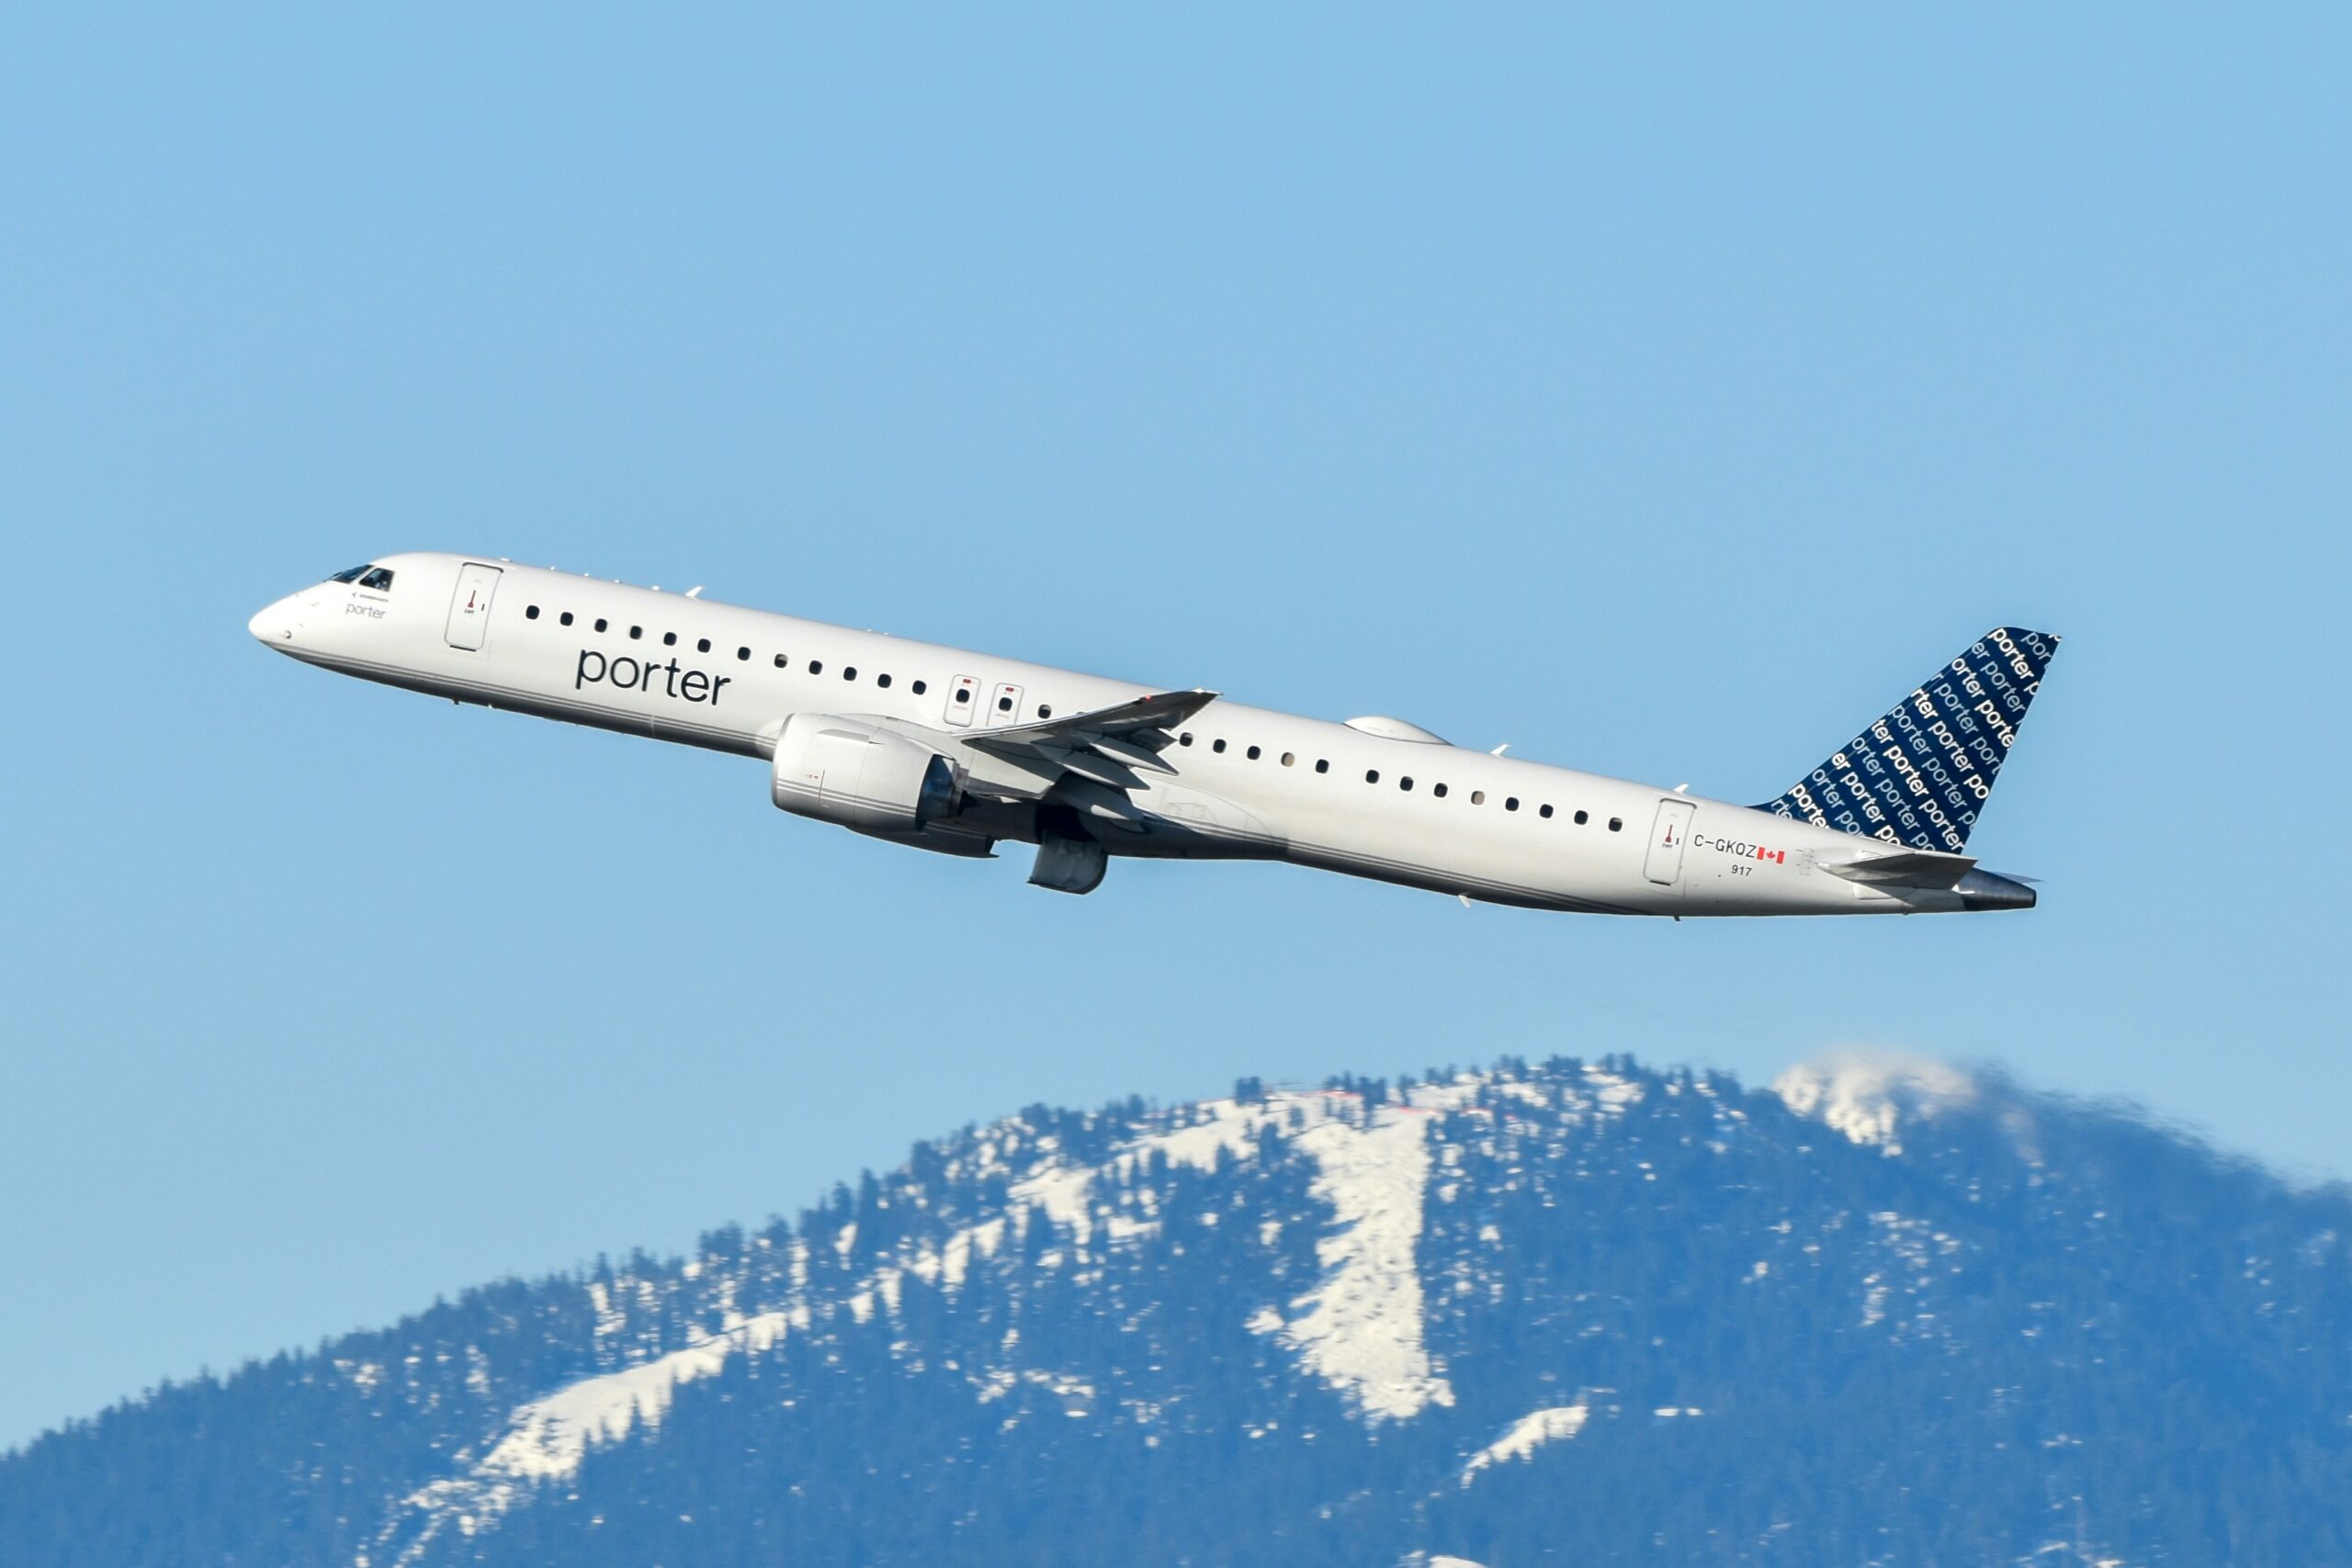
(6, 1051, 2348, 1566)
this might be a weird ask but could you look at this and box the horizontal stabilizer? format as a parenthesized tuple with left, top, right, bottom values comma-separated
(1823, 847, 2039, 909)
(1820, 849, 1977, 889)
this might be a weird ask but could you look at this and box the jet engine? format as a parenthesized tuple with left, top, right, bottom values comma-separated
(771, 714, 964, 832)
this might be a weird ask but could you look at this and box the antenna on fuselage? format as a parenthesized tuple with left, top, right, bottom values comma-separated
(686, 586, 705, 598)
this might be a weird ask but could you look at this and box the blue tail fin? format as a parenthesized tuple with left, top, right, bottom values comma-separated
(1757, 626, 2059, 852)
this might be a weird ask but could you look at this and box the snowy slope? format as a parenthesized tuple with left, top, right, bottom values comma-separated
(8, 1052, 2351, 1568)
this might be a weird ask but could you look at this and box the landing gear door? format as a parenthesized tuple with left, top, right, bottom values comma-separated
(943, 674, 980, 728)
(986, 682, 1025, 727)
(445, 562, 503, 651)
(1644, 798, 1697, 886)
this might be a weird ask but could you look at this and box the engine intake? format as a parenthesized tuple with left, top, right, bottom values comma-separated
(771, 715, 963, 832)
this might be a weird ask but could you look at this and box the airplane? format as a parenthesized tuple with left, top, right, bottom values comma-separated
(250, 554, 2056, 916)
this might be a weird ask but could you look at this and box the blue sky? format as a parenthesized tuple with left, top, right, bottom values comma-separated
(3, 6, 2346, 1450)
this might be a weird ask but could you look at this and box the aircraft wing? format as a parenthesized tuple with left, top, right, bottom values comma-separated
(963, 689, 1218, 792)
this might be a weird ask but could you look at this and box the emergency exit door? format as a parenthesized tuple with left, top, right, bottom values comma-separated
(1644, 798, 1697, 886)
(444, 562, 503, 651)
(943, 674, 980, 727)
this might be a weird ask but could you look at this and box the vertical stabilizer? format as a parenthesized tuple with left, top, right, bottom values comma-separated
(1758, 626, 2058, 852)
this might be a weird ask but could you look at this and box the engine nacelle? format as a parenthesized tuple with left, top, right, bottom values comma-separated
(771, 714, 963, 832)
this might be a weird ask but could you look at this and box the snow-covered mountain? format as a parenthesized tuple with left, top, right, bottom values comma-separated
(6, 1054, 2349, 1567)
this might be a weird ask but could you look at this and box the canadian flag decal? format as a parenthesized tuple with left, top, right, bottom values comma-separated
(1757, 847, 1785, 863)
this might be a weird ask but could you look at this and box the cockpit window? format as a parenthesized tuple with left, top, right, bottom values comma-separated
(357, 568, 395, 592)
(329, 565, 369, 583)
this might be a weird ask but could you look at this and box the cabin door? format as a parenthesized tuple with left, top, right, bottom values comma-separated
(986, 682, 1026, 727)
(444, 562, 503, 651)
(1644, 798, 1696, 886)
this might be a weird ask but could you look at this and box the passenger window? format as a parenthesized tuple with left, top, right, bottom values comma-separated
(1575, 809, 1589, 825)
(736, 647, 751, 660)
(878, 673, 892, 689)
(357, 568, 395, 591)
(1505, 797, 1520, 811)
(1315, 759, 1329, 773)
(1180, 733, 1193, 746)
(1365, 770, 1380, 784)
(1609, 817, 1623, 831)
(1472, 790, 1485, 805)
(1400, 777, 1414, 791)
(912, 680, 927, 694)
(997, 694, 1012, 711)
(1539, 804, 1554, 818)
(1281, 752, 1295, 767)
(810, 660, 824, 675)
(845, 666, 857, 681)
(954, 686, 968, 703)
(698, 638, 711, 653)
(560, 612, 574, 626)
(526, 605, 540, 620)
(594, 618, 609, 633)
(662, 632, 677, 647)
(1037, 704, 1050, 717)
(1246, 745, 1261, 761)
(629, 626, 643, 640)
(775, 654, 788, 669)
(1214, 739, 1227, 753)
(1433, 783, 1448, 798)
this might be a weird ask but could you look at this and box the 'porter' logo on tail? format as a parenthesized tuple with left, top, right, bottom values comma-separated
(1755, 626, 2058, 853)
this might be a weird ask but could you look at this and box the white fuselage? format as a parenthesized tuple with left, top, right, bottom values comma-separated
(249, 553, 2002, 917)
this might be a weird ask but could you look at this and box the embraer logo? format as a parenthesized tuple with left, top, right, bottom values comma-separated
(576, 650, 733, 705)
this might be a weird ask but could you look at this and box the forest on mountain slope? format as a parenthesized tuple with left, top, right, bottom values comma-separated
(5, 1055, 2347, 1567)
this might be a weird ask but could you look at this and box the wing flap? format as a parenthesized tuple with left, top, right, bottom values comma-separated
(1043, 745, 1146, 792)
(1082, 732, 1176, 774)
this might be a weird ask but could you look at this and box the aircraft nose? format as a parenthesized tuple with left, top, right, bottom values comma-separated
(248, 594, 302, 647)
